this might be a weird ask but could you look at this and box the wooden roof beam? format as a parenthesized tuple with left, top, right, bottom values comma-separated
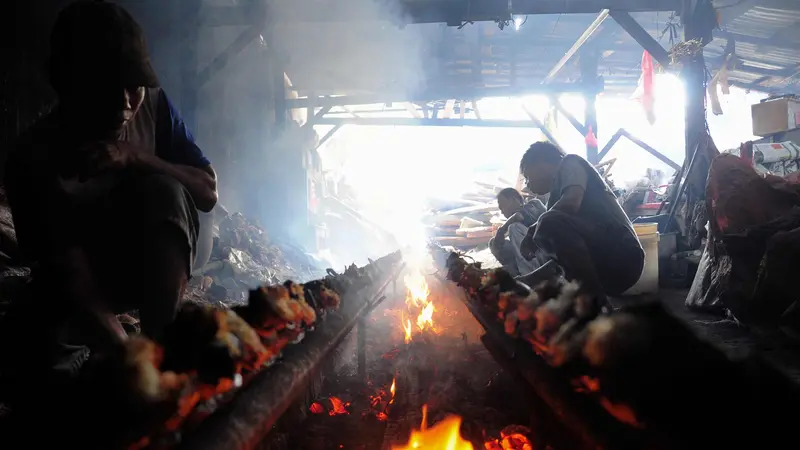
(286, 81, 604, 108)
(313, 117, 540, 128)
(608, 11, 671, 69)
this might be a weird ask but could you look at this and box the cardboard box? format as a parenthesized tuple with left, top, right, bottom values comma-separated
(751, 97, 800, 137)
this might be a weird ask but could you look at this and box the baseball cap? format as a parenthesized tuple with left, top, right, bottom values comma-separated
(48, 0, 159, 93)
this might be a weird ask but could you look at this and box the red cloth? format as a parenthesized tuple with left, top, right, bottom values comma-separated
(585, 125, 598, 148)
(641, 51, 655, 124)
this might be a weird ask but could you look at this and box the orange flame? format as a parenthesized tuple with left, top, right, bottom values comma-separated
(390, 377, 396, 402)
(392, 405, 473, 450)
(402, 272, 436, 342)
(328, 396, 350, 416)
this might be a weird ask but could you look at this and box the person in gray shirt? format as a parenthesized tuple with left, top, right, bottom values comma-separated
(516, 142, 644, 302)
(489, 188, 548, 276)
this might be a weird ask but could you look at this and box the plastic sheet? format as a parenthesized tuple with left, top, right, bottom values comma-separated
(687, 154, 800, 323)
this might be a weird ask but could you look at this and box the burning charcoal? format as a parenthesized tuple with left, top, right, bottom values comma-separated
(499, 425, 534, 450)
(159, 303, 241, 386)
(284, 280, 317, 326)
(497, 292, 524, 320)
(582, 313, 651, 369)
(316, 286, 340, 309)
(546, 317, 589, 367)
(504, 310, 520, 337)
(124, 336, 190, 404)
(534, 281, 582, 341)
(236, 285, 299, 329)
(304, 279, 341, 311)
(224, 310, 269, 366)
(76, 336, 196, 448)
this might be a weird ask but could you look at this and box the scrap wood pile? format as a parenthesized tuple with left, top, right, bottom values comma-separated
(189, 211, 327, 305)
(429, 244, 800, 449)
(425, 178, 519, 249)
(35, 251, 402, 450)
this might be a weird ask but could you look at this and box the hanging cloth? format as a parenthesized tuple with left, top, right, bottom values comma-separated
(640, 51, 656, 125)
(585, 125, 598, 148)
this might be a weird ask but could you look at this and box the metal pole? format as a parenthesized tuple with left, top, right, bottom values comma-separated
(664, 139, 703, 233)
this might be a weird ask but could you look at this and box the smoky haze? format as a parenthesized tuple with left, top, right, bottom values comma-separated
(272, 0, 438, 97)
(177, 0, 440, 267)
(274, 0, 440, 267)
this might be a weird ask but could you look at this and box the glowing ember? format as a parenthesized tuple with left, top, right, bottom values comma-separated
(392, 405, 473, 450)
(484, 434, 534, 450)
(309, 397, 350, 416)
(328, 397, 350, 416)
(402, 272, 436, 342)
(309, 402, 325, 414)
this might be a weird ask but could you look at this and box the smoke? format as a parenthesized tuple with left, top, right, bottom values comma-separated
(268, 1, 438, 266)
(272, 0, 436, 98)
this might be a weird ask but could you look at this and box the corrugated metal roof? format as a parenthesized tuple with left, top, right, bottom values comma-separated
(280, 1, 800, 98)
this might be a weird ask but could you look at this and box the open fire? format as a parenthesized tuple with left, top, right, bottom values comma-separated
(402, 272, 436, 343)
(392, 262, 535, 449)
(297, 253, 545, 449)
(392, 405, 472, 450)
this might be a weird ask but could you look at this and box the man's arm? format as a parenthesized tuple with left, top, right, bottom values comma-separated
(135, 153, 218, 212)
(151, 88, 218, 212)
(496, 211, 526, 238)
(550, 157, 588, 214)
(551, 185, 585, 214)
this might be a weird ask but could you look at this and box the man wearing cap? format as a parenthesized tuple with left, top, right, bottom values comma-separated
(4, 0, 217, 366)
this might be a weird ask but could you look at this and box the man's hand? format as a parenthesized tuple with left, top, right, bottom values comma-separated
(81, 141, 141, 178)
(520, 224, 538, 260)
(495, 223, 509, 239)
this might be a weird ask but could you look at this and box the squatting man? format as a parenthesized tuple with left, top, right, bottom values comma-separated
(505, 141, 644, 305)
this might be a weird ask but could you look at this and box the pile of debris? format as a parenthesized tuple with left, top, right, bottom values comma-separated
(186, 211, 326, 306)
(425, 178, 520, 249)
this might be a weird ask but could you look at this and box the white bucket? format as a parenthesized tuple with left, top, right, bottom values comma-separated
(624, 223, 660, 295)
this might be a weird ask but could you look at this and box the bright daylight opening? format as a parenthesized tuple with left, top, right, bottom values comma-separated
(313, 74, 764, 269)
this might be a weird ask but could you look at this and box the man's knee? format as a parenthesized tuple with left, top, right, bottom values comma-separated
(125, 173, 187, 201)
(533, 210, 581, 253)
(534, 210, 572, 238)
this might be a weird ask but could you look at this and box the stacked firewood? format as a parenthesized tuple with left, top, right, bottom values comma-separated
(431, 244, 800, 449)
(67, 252, 401, 449)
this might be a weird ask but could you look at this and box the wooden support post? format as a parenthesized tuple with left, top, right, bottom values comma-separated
(581, 48, 600, 164)
(681, 0, 708, 163)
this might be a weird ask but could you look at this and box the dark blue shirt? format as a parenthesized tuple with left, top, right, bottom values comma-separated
(154, 89, 211, 167)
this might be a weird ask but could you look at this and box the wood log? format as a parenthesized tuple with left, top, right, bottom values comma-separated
(434, 236, 492, 247)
